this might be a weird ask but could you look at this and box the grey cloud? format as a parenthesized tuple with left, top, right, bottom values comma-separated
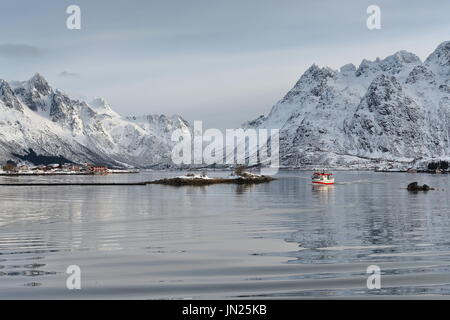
(0, 44, 41, 59)
(59, 71, 80, 78)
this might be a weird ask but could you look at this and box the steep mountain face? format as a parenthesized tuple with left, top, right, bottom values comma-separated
(0, 74, 191, 167)
(246, 41, 450, 167)
(344, 75, 427, 159)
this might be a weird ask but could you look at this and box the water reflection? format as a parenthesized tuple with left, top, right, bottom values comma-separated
(235, 184, 257, 194)
(311, 184, 335, 205)
(0, 170, 450, 298)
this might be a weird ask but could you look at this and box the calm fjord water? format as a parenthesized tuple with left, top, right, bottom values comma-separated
(1, 170, 450, 299)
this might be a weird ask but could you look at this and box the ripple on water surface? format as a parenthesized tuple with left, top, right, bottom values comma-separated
(0, 170, 450, 298)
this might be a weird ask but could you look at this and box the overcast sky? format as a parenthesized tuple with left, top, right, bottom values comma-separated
(0, 0, 449, 128)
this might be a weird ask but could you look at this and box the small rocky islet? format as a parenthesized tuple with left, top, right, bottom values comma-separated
(148, 171, 275, 186)
(407, 181, 435, 192)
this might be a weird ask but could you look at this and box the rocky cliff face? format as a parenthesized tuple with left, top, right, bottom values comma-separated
(0, 74, 191, 167)
(246, 41, 450, 168)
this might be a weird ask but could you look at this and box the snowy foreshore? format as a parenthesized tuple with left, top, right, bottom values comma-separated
(0, 169, 139, 176)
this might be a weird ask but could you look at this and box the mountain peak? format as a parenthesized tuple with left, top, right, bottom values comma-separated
(295, 64, 336, 84)
(425, 40, 450, 67)
(90, 97, 112, 110)
(0, 79, 23, 111)
(340, 63, 356, 74)
(356, 51, 421, 77)
(387, 50, 421, 64)
(430, 40, 450, 54)
(28, 72, 51, 95)
(30, 72, 46, 83)
(356, 59, 379, 76)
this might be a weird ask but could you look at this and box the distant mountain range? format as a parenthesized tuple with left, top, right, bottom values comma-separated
(245, 40, 450, 168)
(0, 74, 191, 167)
(1, 41, 450, 169)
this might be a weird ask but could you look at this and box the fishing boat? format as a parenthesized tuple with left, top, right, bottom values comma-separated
(311, 172, 335, 185)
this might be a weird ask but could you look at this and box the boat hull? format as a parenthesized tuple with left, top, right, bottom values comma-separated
(312, 181, 335, 185)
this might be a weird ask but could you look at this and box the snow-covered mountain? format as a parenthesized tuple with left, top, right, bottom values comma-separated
(246, 41, 450, 168)
(2, 41, 450, 169)
(0, 74, 191, 167)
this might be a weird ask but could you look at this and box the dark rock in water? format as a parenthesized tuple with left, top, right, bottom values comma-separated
(407, 182, 434, 191)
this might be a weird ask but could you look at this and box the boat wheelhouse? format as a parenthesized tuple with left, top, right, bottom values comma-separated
(311, 172, 335, 185)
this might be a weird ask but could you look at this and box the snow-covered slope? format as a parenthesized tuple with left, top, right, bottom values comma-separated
(0, 74, 191, 168)
(246, 41, 450, 168)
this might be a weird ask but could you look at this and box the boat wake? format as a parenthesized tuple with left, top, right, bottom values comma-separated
(335, 180, 372, 185)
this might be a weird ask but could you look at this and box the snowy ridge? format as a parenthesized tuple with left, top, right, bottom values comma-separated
(246, 41, 450, 168)
(0, 74, 191, 168)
